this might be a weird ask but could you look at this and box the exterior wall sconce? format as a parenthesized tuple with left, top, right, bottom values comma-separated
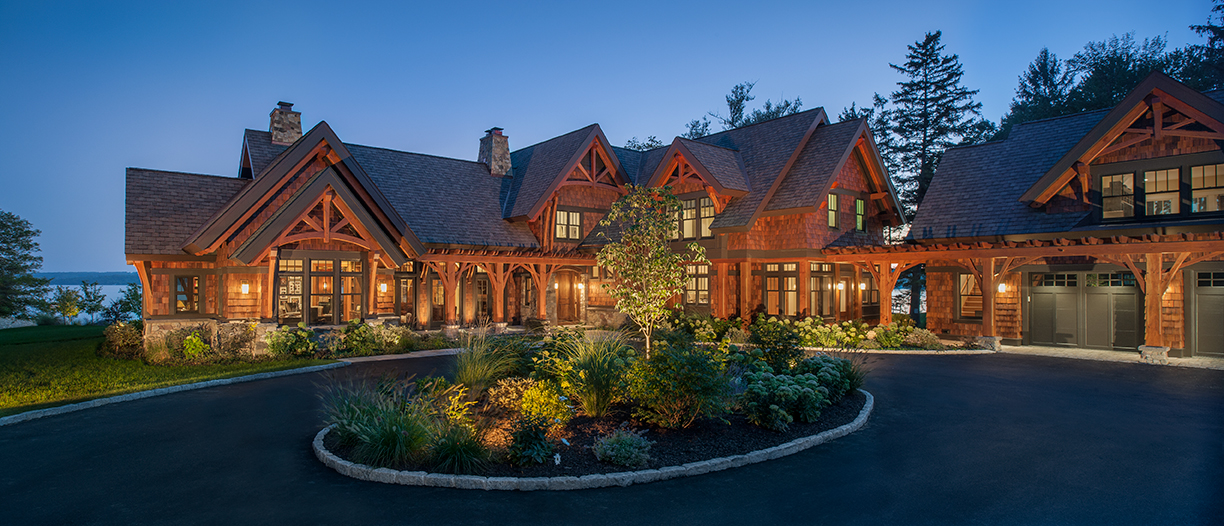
(380, 282, 387, 293)
(997, 283, 1007, 294)
(554, 282, 559, 289)
(577, 283, 585, 290)
(858, 282, 866, 290)
(837, 282, 845, 290)
(240, 281, 250, 295)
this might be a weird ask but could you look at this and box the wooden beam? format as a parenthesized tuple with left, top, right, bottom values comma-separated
(821, 238, 1224, 262)
(134, 261, 152, 318)
(980, 258, 996, 338)
(1145, 253, 1163, 347)
(264, 248, 277, 320)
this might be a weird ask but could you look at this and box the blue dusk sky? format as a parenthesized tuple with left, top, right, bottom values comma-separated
(0, 0, 1212, 272)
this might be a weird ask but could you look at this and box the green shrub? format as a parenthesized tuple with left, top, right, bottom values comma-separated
(99, 321, 143, 360)
(871, 323, 912, 349)
(265, 323, 317, 356)
(724, 326, 750, 344)
(627, 341, 730, 429)
(748, 315, 802, 370)
(592, 427, 652, 467)
(836, 320, 871, 347)
(520, 379, 573, 428)
(739, 371, 829, 432)
(162, 324, 213, 362)
(486, 377, 536, 414)
(489, 335, 542, 377)
(903, 328, 944, 350)
(430, 422, 489, 474)
(181, 332, 211, 362)
(216, 321, 257, 356)
(320, 381, 433, 467)
(507, 415, 554, 465)
(793, 354, 853, 401)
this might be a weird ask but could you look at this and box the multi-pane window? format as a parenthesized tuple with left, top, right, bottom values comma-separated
(958, 274, 982, 319)
(278, 256, 363, 326)
(809, 262, 834, 318)
(855, 199, 865, 231)
(764, 263, 798, 316)
(556, 210, 582, 240)
(675, 198, 716, 240)
(827, 194, 839, 228)
(1102, 173, 1135, 219)
(1032, 273, 1078, 287)
(685, 264, 709, 305)
(1086, 272, 1136, 287)
(1144, 168, 1180, 215)
(1198, 271, 1224, 287)
(861, 273, 879, 306)
(175, 276, 200, 313)
(1192, 163, 1224, 213)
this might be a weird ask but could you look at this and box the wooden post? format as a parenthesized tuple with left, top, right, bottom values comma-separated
(739, 261, 751, 319)
(981, 258, 996, 337)
(851, 266, 862, 320)
(717, 262, 728, 319)
(265, 248, 277, 320)
(876, 263, 892, 326)
(798, 260, 810, 318)
(484, 263, 511, 323)
(133, 261, 152, 318)
(832, 263, 842, 321)
(367, 252, 380, 320)
(1145, 253, 1164, 347)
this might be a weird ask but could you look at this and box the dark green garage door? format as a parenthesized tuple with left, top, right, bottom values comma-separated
(1028, 272, 1142, 350)
(1194, 271, 1224, 357)
(1030, 273, 1079, 346)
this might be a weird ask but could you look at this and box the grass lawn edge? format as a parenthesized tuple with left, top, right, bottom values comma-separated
(0, 361, 349, 426)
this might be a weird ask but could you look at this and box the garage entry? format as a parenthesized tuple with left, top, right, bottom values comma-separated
(1191, 270, 1224, 357)
(1027, 271, 1142, 351)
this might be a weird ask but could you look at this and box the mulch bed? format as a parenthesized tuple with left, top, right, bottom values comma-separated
(322, 389, 866, 478)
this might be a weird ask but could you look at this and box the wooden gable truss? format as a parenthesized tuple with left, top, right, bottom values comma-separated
(531, 133, 629, 251)
(1021, 72, 1224, 207)
(645, 145, 743, 214)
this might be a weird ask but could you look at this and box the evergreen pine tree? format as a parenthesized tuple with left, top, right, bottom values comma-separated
(998, 48, 1074, 139)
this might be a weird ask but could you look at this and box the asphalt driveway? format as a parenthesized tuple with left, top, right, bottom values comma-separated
(1, 353, 1220, 525)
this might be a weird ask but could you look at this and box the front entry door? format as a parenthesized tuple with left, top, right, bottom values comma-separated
(556, 272, 580, 323)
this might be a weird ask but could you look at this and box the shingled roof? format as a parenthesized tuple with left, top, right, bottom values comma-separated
(914, 88, 1224, 241)
(126, 168, 249, 255)
(349, 145, 540, 248)
(765, 118, 865, 212)
(502, 125, 600, 220)
(675, 138, 749, 192)
(242, 129, 288, 177)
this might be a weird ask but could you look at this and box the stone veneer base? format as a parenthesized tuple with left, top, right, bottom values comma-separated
(313, 389, 874, 491)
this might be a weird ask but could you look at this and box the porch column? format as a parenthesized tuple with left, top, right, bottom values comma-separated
(133, 260, 152, 318)
(798, 259, 810, 318)
(442, 269, 458, 325)
(980, 258, 996, 337)
(876, 263, 893, 326)
(264, 248, 277, 320)
(367, 252, 380, 320)
(484, 263, 511, 324)
(416, 272, 429, 327)
(832, 264, 842, 321)
(716, 262, 728, 318)
(739, 261, 752, 319)
(1145, 253, 1164, 347)
(851, 266, 862, 320)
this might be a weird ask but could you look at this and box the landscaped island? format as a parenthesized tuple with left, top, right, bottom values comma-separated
(313, 316, 883, 485)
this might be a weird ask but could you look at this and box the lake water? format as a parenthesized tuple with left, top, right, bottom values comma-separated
(54, 284, 132, 323)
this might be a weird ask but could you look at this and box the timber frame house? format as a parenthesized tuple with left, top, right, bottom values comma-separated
(825, 72, 1224, 357)
(125, 101, 904, 341)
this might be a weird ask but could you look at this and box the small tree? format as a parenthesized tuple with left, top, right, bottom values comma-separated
(103, 282, 142, 323)
(48, 286, 81, 324)
(79, 281, 105, 324)
(596, 185, 708, 358)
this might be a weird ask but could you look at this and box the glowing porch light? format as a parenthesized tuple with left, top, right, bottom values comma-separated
(554, 282, 559, 289)
(379, 282, 387, 293)
(837, 282, 845, 291)
(997, 283, 1007, 294)
(240, 281, 250, 295)
(577, 283, 585, 290)
(858, 282, 866, 291)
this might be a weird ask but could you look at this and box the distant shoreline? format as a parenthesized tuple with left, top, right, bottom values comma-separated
(35, 272, 138, 286)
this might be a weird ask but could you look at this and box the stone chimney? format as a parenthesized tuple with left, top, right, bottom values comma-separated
(269, 102, 302, 145)
(478, 128, 511, 177)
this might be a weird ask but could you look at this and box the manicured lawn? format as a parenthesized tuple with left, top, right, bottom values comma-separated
(0, 325, 333, 417)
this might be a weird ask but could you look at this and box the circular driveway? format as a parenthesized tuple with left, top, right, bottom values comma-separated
(1, 353, 1221, 525)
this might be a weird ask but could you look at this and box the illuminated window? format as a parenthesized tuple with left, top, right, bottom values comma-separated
(957, 274, 982, 319)
(855, 199, 865, 231)
(700, 197, 715, 237)
(828, 194, 839, 228)
(1192, 163, 1224, 213)
(676, 198, 717, 240)
(1144, 168, 1180, 215)
(175, 276, 199, 313)
(1102, 173, 1134, 219)
(685, 264, 709, 305)
(556, 210, 582, 240)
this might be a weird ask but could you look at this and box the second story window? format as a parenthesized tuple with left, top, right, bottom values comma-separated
(556, 210, 581, 240)
(1102, 173, 1134, 219)
(855, 198, 865, 231)
(828, 194, 839, 228)
(1144, 168, 1179, 215)
(1192, 163, 1224, 213)
(675, 197, 716, 240)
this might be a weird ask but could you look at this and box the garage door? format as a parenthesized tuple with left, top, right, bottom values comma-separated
(1030, 273, 1079, 346)
(1084, 272, 1141, 350)
(1194, 271, 1224, 356)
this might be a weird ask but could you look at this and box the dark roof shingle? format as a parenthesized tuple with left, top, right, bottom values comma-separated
(126, 169, 249, 255)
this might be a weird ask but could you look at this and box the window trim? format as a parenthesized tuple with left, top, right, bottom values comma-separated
(854, 198, 865, 231)
(1093, 151, 1224, 222)
(827, 193, 839, 229)
(955, 272, 983, 321)
(684, 264, 709, 305)
(674, 195, 717, 241)
(173, 275, 202, 314)
(555, 209, 583, 241)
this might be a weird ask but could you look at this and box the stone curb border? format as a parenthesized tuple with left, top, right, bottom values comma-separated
(313, 389, 874, 491)
(0, 362, 350, 427)
(799, 346, 993, 355)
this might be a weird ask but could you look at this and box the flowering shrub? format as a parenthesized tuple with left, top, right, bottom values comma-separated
(793, 354, 853, 401)
(871, 323, 913, 349)
(592, 427, 653, 467)
(739, 371, 829, 432)
(487, 377, 536, 414)
(100, 321, 144, 360)
(903, 328, 945, 350)
(520, 380, 573, 428)
(748, 315, 802, 370)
